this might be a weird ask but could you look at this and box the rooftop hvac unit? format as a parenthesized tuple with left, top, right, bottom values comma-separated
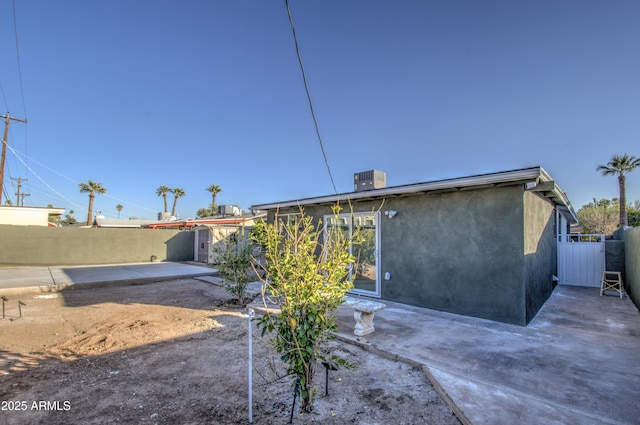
(158, 212, 172, 221)
(218, 204, 241, 216)
(354, 170, 386, 192)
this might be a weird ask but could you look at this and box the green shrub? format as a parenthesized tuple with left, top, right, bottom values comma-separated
(251, 206, 356, 413)
(213, 227, 254, 306)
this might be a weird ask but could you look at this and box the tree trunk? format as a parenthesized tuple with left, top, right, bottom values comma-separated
(87, 192, 95, 226)
(619, 174, 627, 227)
(300, 379, 313, 413)
(171, 197, 178, 217)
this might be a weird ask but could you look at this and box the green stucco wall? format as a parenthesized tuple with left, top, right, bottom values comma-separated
(523, 192, 557, 323)
(605, 240, 625, 276)
(623, 227, 640, 309)
(381, 185, 527, 325)
(269, 184, 557, 325)
(0, 226, 194, 266)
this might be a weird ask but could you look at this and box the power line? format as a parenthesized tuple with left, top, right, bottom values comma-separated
(8, 146, 157, 214)
(284, 0, 337, 194)
(104, 193, 157, 214)
(10, 146, 80, 184)
(11, 0, 28, 120)
(6, 144, 82, 209)
(6, 0, 31, 198)
(0, 84, 8, 112)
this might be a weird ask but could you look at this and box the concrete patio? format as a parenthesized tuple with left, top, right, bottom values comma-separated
(332, 285, 640, 425)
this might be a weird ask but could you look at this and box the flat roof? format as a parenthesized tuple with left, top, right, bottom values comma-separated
(0, 205, 66, 216)
(146, 214, 266, 229)
(251, 166, 578, 224)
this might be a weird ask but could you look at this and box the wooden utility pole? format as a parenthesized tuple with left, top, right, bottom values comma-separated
(0, 113, 28, 205)
(20, 192, 30, 206)
(11, 177, 28, 206)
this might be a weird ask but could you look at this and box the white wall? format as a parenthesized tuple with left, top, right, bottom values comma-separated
(0, 206, 65, 227)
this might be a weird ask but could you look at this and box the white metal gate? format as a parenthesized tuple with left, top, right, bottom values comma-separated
(557, 234, 605, 287)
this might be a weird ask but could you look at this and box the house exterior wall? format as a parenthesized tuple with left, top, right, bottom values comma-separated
(0, 225, 194, 266)
(382, 185, 527, 325)
(269, 184, 534, 325)
(523, 191, 557, 323)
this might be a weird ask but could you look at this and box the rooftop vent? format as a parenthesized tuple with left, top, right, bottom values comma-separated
(354, 170, 386, 192)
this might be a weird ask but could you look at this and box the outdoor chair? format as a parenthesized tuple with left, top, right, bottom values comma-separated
(600, 271, 624, 299)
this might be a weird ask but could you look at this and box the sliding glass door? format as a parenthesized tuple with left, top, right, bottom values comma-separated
(324, 212, 380, 297)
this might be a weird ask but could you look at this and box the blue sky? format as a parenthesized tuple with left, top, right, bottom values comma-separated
(1, 1, 639, 220)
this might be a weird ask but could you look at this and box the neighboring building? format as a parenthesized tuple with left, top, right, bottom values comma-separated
(251, 166, 578, 326)
(94, 211, 265, 231)
(192, 214, 266, 264)
(148, 213, 265, 231)
(95, 216, 160, 228)
(0, 205, 65, 227)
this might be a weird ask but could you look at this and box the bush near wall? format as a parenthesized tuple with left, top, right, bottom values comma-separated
(0, 226, 194, 266)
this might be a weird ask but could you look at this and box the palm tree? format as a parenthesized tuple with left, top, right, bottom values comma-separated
(597, 154, 640, 228)
(156, 185, 171, 213)
(206, 184, 222, 215)
(116, 204, 123, 219)
(170, 188, 185, 218)
(78, 180, 107, 226)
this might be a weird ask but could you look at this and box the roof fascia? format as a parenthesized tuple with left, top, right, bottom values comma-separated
(252, 167, 543, 210)
(525, 172, 578, 224)
(252, 165, 578, 224)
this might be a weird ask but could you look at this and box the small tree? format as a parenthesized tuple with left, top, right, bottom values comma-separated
(577, 199, 619, 235)
(251, 206, 356, 413)
(60, 209, 77, 226)
(628, 201, 640, 227)
(213, 227, 254, 306)
(196, 208, 211, 219)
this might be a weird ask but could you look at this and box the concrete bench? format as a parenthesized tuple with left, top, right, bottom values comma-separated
(343, 297, 386, 336)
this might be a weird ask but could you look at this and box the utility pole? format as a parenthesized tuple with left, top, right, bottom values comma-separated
(11, 177, 28, 206)
(0, 113, 28, 205)
(20, 192, 30, 207)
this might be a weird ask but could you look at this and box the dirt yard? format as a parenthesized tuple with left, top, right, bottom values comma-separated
(0, 279, 461, 424)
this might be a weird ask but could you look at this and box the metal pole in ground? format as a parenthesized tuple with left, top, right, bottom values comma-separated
(248, 308, 255, 424)
(289, 378, 300, 424)
(1, 296, 7, 319)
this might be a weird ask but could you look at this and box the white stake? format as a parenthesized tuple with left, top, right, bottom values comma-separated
(248, 308, 255, 424)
